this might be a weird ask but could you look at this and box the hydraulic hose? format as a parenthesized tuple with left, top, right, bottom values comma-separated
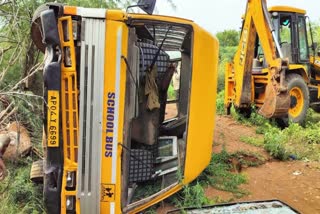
(261, 0, 284, 58)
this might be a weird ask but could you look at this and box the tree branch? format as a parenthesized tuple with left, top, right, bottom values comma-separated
(9, 61, 44, 91)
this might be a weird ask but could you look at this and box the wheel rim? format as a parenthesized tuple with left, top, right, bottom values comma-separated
(289, 86, 304, 118)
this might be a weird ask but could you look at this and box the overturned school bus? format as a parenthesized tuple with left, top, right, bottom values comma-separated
(31, 0, 218, 213)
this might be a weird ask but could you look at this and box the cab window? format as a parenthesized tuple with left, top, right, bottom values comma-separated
(298, 16, 308, 61)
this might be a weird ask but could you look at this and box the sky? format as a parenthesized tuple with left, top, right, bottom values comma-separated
(156, 0, 320, 35)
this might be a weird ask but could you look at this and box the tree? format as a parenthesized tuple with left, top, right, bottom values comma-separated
(216, 29, 240, 47)
(0, 0, 127, 93)
(215, 29, 240, 92)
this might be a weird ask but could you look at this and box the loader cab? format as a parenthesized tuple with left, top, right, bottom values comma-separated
(253, 7, 310, 68)
(269, 6, 309, 64)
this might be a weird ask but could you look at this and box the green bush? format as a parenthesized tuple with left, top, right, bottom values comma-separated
(262, 122, 320, 161)
(263, 124, 289, 160)
(231, 106, 320, 161)
(217, 47, 238, 92)
(167, 84, 176, 100)
(198, 150, 248, 196)
(216, 90, 225, 115)
(0, 159, 44, 213)
(169, 149, 248, 209)
(239, 136, 264, 147)
(176, 182, 212, 208)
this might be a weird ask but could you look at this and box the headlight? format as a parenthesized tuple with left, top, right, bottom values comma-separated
(66, 196, 76, 211)
(66, 171, 76, 189)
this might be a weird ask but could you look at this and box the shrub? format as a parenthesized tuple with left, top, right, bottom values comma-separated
(0, 159, 44, 213)
(216, 90, 225, 115)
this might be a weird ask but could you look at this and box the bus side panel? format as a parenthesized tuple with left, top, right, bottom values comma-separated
(100, 20, 128, 214)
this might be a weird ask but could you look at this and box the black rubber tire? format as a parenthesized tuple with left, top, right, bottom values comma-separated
(30, 159, 44, 184)
(31, 4, 49, 53)
(277, 74, 309, 126)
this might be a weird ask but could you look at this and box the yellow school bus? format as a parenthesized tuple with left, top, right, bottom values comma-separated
(31, 0, 218, 213)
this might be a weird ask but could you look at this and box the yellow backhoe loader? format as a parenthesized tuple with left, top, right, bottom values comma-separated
(225, 0, 320, 125)
(31, 0, 218, 213)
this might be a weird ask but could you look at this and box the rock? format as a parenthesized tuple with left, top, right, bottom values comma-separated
(292, 170, 302, 176)
(2, 122, 32, 160)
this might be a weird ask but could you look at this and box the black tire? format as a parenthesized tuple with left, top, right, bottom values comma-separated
(277, 74, 309, 126)
(31, 4, 49, 53)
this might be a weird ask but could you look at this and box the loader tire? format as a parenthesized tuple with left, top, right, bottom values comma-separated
(30, 159, 44, 184)
(277, 74, 309, 126)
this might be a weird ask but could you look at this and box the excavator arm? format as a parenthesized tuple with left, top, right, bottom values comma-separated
(225, 0, 290, 118)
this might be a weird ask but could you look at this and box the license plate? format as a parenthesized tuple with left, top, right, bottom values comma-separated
(47, 90, 60, 147)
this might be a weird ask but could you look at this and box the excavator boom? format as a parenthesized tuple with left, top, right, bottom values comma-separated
(225, 0, 290, 118)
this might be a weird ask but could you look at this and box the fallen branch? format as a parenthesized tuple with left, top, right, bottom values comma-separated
(0, 91, 47, 110)
(0, 102, 13, 120)
(0, 91, 44, 100)
(9, 61, 44, 91)
(0, 1, 12, 7)
(0, 46, 13, 63)
(0, 106, 17, 125)
(0, 45, 22, 82)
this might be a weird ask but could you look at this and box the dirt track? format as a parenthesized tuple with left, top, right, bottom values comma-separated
(159, 105, 320, 213)
(211, 115, 320, 214)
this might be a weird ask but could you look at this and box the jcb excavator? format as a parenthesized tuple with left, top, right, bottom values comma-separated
(31, 0, 218, 213)
(225, 0, 320, 125)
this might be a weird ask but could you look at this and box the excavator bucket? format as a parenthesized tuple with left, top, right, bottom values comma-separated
(258, 82, 290, 118)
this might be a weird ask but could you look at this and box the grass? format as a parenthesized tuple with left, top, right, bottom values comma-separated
(214, 88, 320, 162)
(230, 151, 266, 167)
(232, 107, 320, 161)
(0, 158, 44, 214)
(216, 90, 225, 115)
(0, 93, 44, 213)
(167, 149, 253, 211)
(131, 180, 162, 203)
(264, 122, 320, 161)
(239, 136, 264, 147)
(238, 119, 320, 161)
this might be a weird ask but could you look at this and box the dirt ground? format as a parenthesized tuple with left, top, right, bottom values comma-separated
(158, 105, 320, 213)
(211, 115, 320, 214)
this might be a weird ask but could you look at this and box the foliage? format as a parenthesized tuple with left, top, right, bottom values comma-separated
(0, 158, 44, 213)
(197, 150, 248, 197)
(216, 30, 240, 47)
(167, 84, 176, 100)
(130, 180, 162, 203)
(168, 149, 249, 209)
(219, 46, 238, 61)
(230, 106, 320, 161)
(230, 151, 266, 167)
(239, 136, 264, 147)
(215, 30, 239, 92)
(309, 20, 320, 48)
(216, 90, 225, 115)
(262, 123, 288, 160)
(173, 182, 213, 209)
